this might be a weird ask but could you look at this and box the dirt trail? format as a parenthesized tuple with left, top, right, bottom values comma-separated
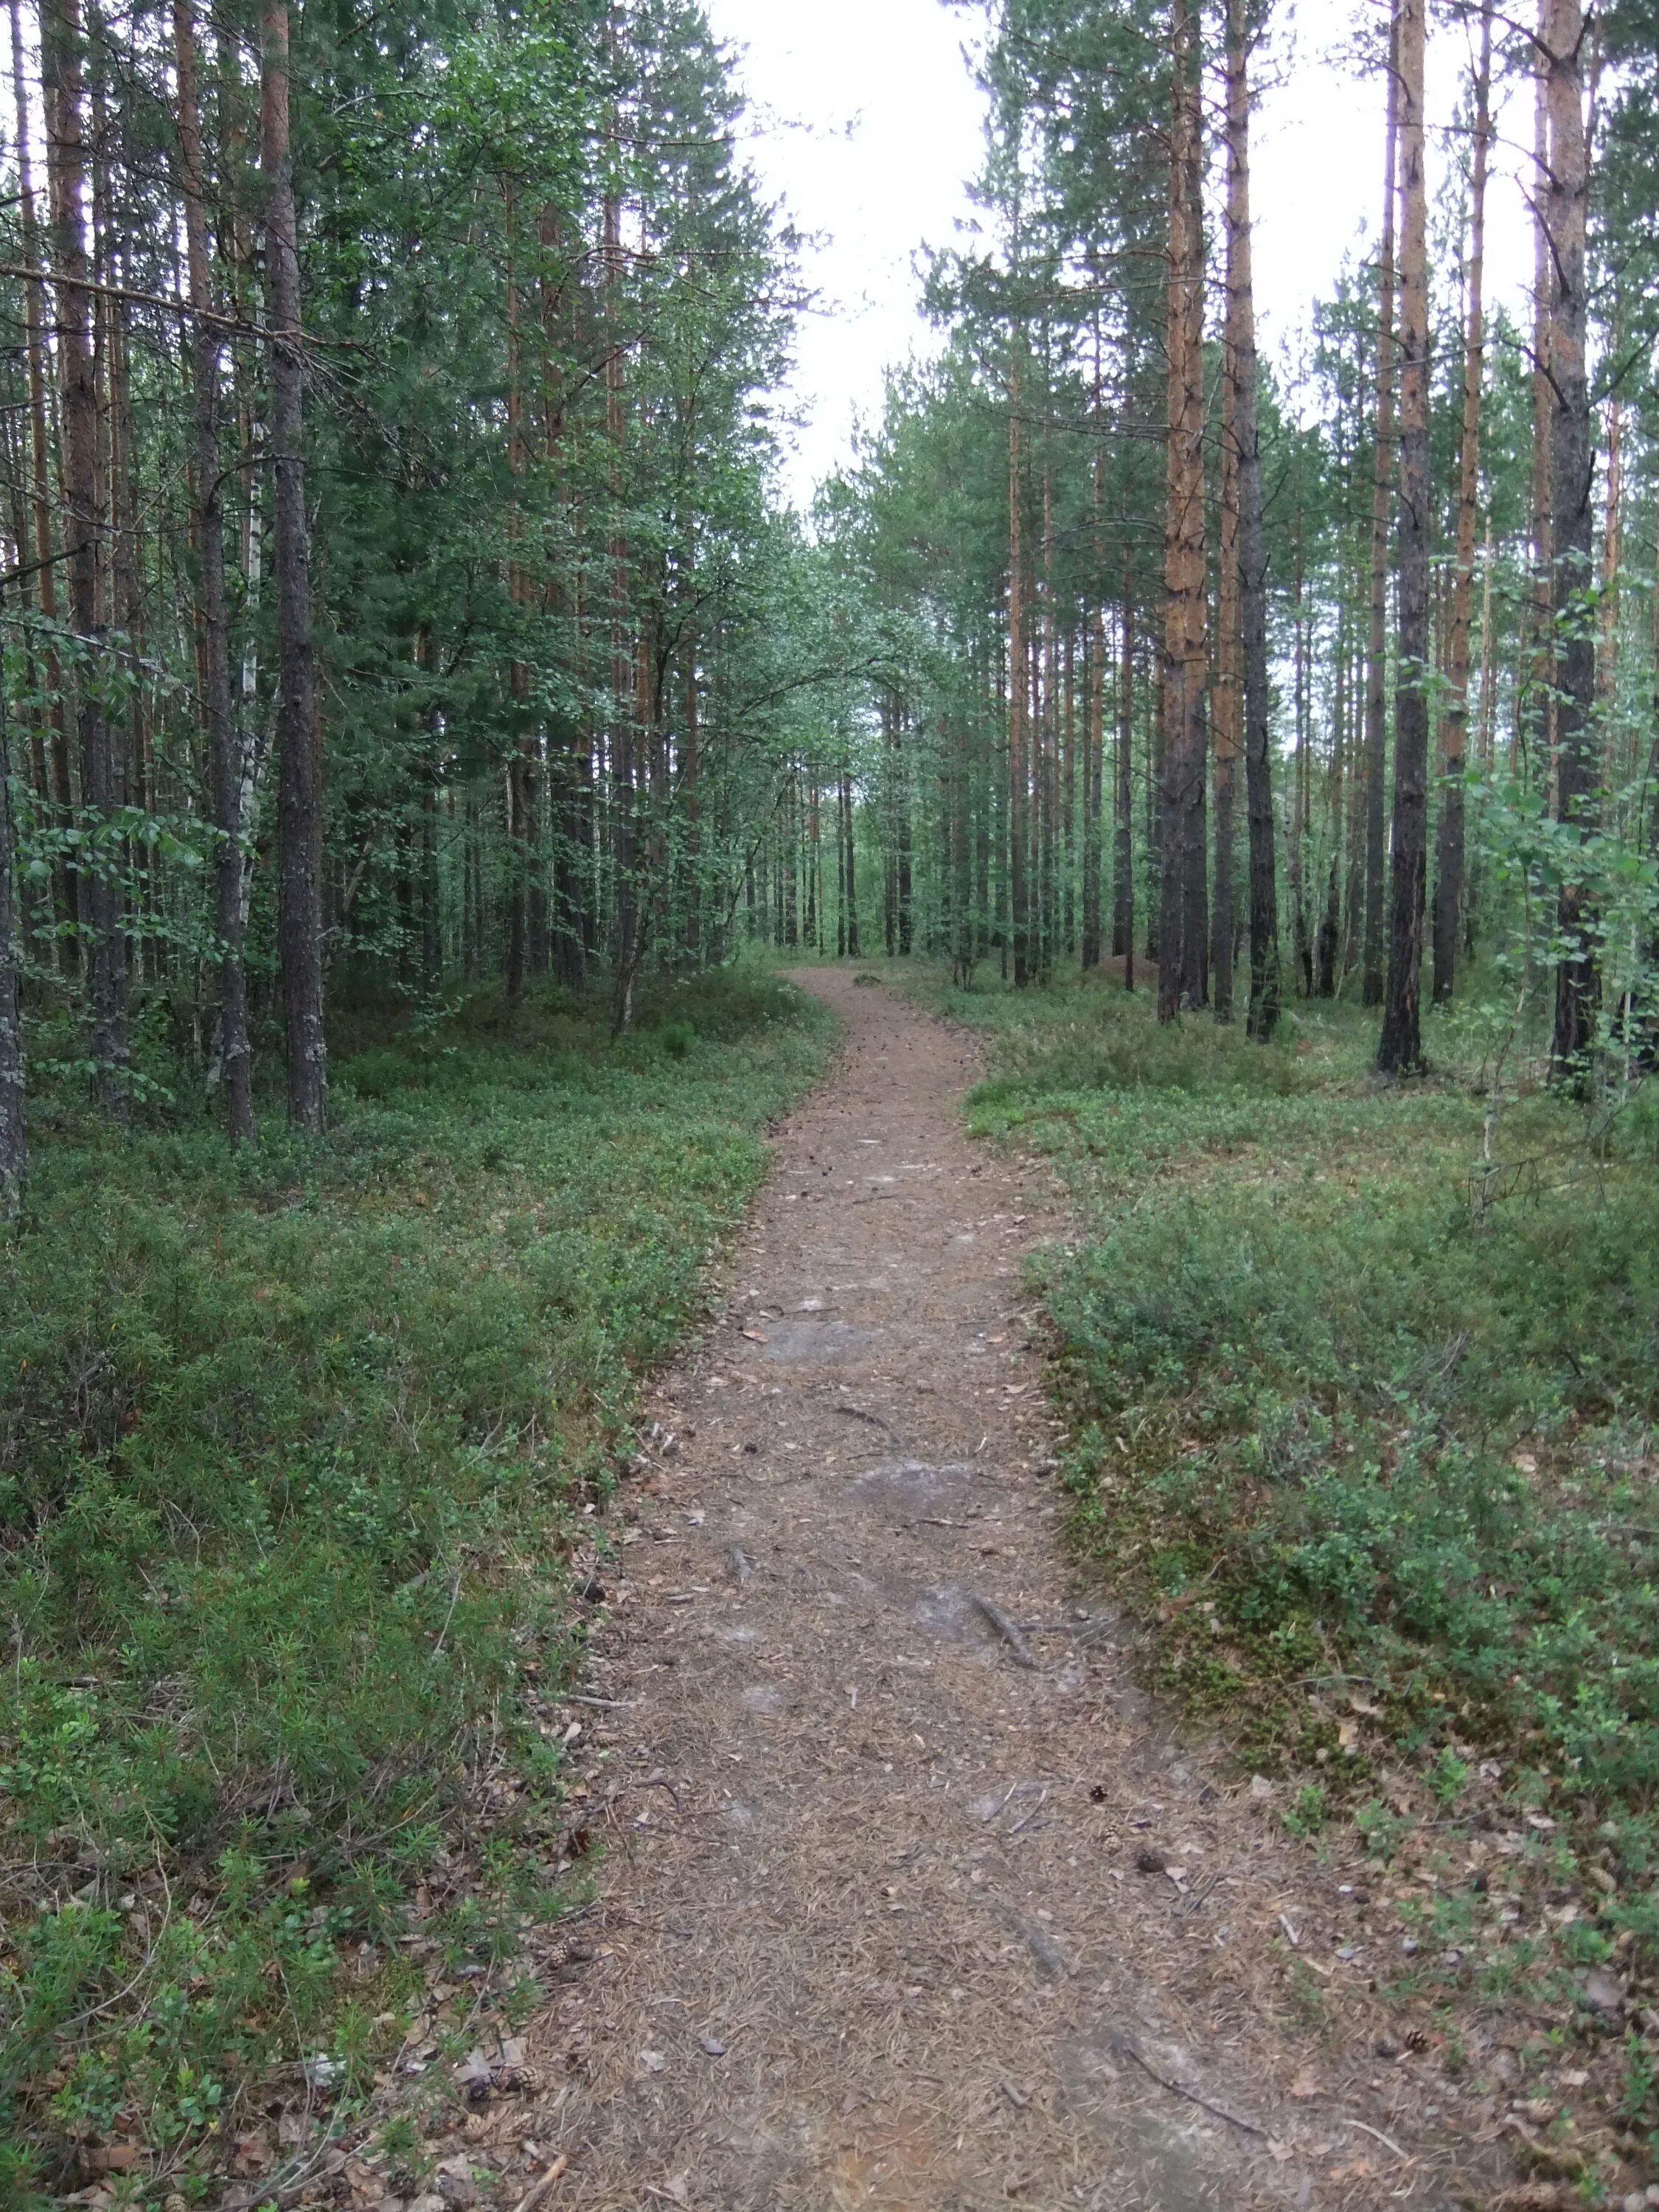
(523, 971, 1480, 2211)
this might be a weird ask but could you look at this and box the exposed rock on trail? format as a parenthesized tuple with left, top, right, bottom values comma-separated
(520, 970, 1489, 2210)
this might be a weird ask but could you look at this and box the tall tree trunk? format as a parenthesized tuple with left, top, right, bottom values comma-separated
(841, 757, 859, 956)
(1378, 0, 1430, 1076)
(1214, 0, 1251, 1023)
(1007, 347, 1030, 985)
(1062, 630, 1076, 956)
(262, 3, 325, 1130)
(1598, 383, 1621, 765)
(422, 727, 441, 986)
(11, 0, 75, 971)
(1239, 17, 1283, 1048)
(1433, 0, 1490, 1009)
(1114, 566, 1135, 970)
(502, 186, 538, 1010)
(1082, 601, 1105, 969)
(1543, 0, 1597, 1076)
(44, 0, 128, 1107)
(1158, 0, 1208, 1020)
(1524, 37, 1553, 792)
(1361, 11, 1400, 1008)
(603, 148, 639, 1035)
(895, 707, 913, 954)
(0, 580, 23, 1216)
(175, 0, 252, 1142)
(682, 622, 701, 965)
(1082, 348, 1106, 975)
(1290, 502, 1311, 995)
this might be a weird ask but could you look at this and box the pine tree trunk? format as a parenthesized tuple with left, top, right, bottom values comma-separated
(841, 761, 859, 956)
(1007, 348, 1030, 985)
(1290, 508, 1310, 995)
(1114, 566, 1135, 970)
(0, 580, 23, 1216)
(1158, 0, 1208, 1020)
(1235, 0, 1278, 1040)
(1082, 591, 1105, 969)
(602, 142, 639, 1035)
(1214, 0, 1251, 1024)
(262, 2, 326, 1130)
(1525, 42, 1553, 792)
(44, 0, 128, 1107)
(1543, 0, 1597, 1076)
(1432, 0, 1490, 1009)
(11, 0, 76, 973)
(175, 0, 253, 1142)
(1598, 387, 1621, 754)
(1361, 13, 1400, 1009)
(1378, 0, 1430, 1076)
(504, 186, 534, 1008)
(896, 707, 912, 954)
(1062, 629, 1076, 956)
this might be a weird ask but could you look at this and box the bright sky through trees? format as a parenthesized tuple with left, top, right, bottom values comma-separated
(706, 0, 1537, 507)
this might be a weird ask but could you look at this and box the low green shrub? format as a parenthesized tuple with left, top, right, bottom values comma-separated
(0, 970, 830, 2199)
(939, 970, 1659, 1911)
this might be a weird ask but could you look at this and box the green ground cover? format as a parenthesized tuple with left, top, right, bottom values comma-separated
(0, 970, 831, 2203)
(928, 970, 1659, 2032)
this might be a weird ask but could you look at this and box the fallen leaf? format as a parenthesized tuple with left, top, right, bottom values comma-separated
(1289, 2067, 1319, 2099)
(88, 2146, 145, 2177)
(639, 2048, 668, 2074)
(226, 2135, 271, 2179)
(741, 1329, 770, 1344)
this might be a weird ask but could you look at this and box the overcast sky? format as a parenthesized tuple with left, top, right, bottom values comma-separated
(700, 0, 1538, 509)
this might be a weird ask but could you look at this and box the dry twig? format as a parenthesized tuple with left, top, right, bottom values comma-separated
(509, 2154, 569, 2212)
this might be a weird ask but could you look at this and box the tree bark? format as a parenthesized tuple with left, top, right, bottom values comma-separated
(1378, 0, 1429, 1076)
(43, 0, 128, 1107)
(602, 135, 639, 1035)
(1114, 563, 1135, 972)
(1082, 590, 1105, 970)
(1007, 346, 1030, 985)
(262, 3, 326, 1130)
(0, 580, 24, 1216)
(1158, 0, 1208, 1020)
(502, 183, 536, 1009)
(1597, 384, 1621, 751)
(1214, 0, 1251, 1023)
(841, 757, 858, 956)
(1524, 36, 1553, 790)
(1433, 0, 1491, 1008)
(1361, 10, 1400, 1009)
(175, 0, 253, 1142)
(1543, 0, 1597, 1076)
(10, 0, 76, 972)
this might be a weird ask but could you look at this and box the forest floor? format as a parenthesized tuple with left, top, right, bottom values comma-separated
(504, 968, 1516, 2212)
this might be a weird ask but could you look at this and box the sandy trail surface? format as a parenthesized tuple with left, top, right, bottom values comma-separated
(521, 970, 1484, 2211)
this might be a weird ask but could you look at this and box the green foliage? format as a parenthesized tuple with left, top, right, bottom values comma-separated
(0, 971, 829, 2195)
(941, 971, 1659, 1898)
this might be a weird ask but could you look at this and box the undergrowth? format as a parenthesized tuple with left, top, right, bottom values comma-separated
(0, 969, 830, 2205)
(925, 967, 1659, 2077)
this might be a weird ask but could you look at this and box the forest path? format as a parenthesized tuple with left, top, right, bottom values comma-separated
(521, 970, 1475, 2212)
